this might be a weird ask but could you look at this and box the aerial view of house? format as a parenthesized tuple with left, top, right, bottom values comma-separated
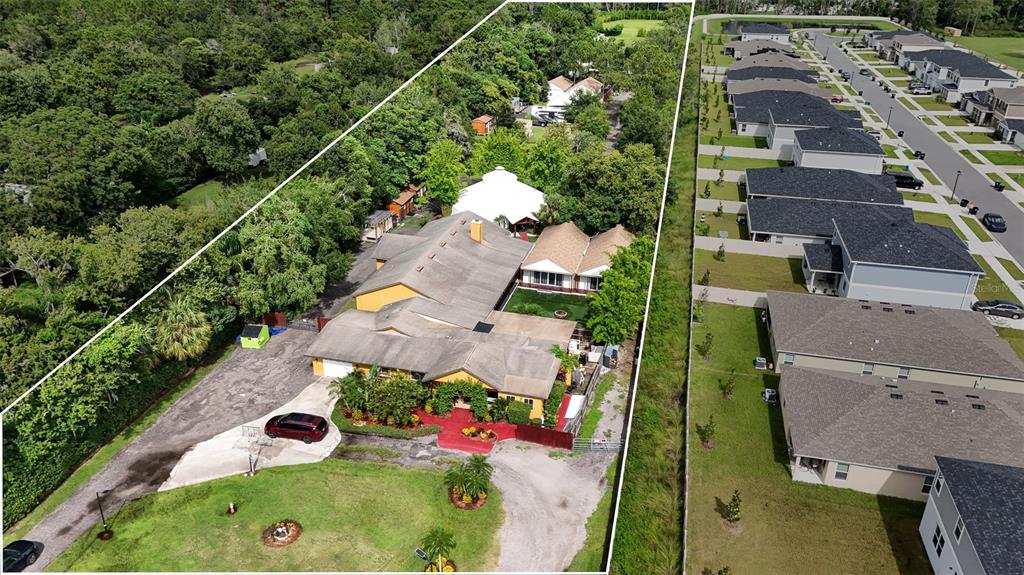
(519, 222, 634, 293)
(452, 167, 545, 232)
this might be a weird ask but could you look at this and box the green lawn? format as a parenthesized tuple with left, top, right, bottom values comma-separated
(960, 216, 992, 242)
(818, 81, 842, 95)
(979, 150, 1024, 166)
(3, 344, 234, 542)
(912, 97, 955, 111)
(604, 19, 666, 46)
(503, 288, 590, 323)
(901, 191, 936, 203)
(686, 303, 930, 574)
(47, 458, 503, 572)
(959, 149, 984, 164)
(913, 211, 966, 240)
(957, 131, 999, 144)
(938, 131, 957, 143)
(700, 81, 731, 138)
(698, 155, 788, 170)
(974, 256, 1022, 305)
(568, 459, 617, 572)
(577, 374, 618, 440)
(996, 327, 1024, 363)
(857, 52, 881, 62)
(877, 66, 910, 78)
(697, 211, 748, 240)
(989, 172, 1016, 190)
(937, 115, 969, 127)
(883, 128, 897, 138)
(881, 144, 899, 159)
(1011, 173, 1024, 188)
(694, 250, 804, 293)
(920, 116, 937, 126)
(705, 17, 900, 34)
(699, 179, 745, 202)
(955, 36, 1024, 70)
(170, 178, 226, 210)
(997, 257, 1024, 281)
(699, 134, 768, 148)
(917, 167, 941, 185)
(889, 79, 911, 87)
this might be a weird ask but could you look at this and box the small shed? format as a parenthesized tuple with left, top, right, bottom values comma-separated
(471, 114, 496, 136)
(240, 324, 270, 349)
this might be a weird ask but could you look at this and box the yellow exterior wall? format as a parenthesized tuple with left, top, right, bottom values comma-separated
(312, 358, 324, 376)
(435, 370, 482, 384)
(355, 284, 422, 311)
(498, 392, 544, 420)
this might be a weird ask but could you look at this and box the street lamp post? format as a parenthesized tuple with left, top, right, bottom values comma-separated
(95, 489, 113, 539)
(886, 105, 894, 130)
(951, 169, 962, 201)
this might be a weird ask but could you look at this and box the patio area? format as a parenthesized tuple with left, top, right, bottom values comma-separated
(415, 395, 572, 454)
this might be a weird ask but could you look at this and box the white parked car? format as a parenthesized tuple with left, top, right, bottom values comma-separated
(910, 86, 930, 95)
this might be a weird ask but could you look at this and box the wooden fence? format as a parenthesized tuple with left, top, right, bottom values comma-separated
(515, 424, 574, 450)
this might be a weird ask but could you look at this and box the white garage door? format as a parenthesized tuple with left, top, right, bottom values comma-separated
(323, 359, 354, 378)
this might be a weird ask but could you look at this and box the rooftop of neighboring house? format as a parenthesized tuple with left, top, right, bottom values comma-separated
(745, 167, 901, 205)
(729, 52, 810, 71)
(991, 85, 1024, 105)
(549, 75, 603, 93)
(767, 95, 862, 129)
(891, 32, 943, 48)
(780, 366, 1024, 474)
(452, 166, 545, 226)
(934, 457, 1024, 573)
(725, 66, 817, 83)
(309, 211, 576, 399)
(910, 49, 1015, 80)
(724, 38, 795, 53)
(366, 210, 392, 226)
(833, 211, 982, 273)
(1004, 118, 1024, 132)
(747, 197, 911, 239)
(356, 212, 531, 328)
(392, 182, 423, 207)
(766, 291, 1024, 381)
(794, 127, 883, 155)
(741, 22, 788, 35)
(521, 222, 634, 275)
(726, 78, 831, 99)
(473, 114, 494, 123)
(549, 75, 574, 91)
(733, 90, 833, 125)
(802, 242, 844, 272)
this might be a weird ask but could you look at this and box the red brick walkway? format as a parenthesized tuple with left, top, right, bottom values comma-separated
(414, 394, 572, 453)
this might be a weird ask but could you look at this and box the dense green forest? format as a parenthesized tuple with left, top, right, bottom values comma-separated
(0, 5, 688, 560)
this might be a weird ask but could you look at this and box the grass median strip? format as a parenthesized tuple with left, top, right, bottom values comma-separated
(958, 149, 984, 164)
(917, 166, 941, 185)
(913, 211, 966, 240)
(997, 257, 1024, 282)
(901, 191, 936, 203)
(973, 256, 1022, 305)
(959, 215, 992, 242)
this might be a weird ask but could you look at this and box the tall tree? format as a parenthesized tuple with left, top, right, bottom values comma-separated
(586, 235, 655, 345)
(422, 138, 465, 214)
(193, 98, 260, 179)
(153, 293, 212, 361)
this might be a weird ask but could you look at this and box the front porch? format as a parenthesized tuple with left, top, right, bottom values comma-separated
(791, 456, 827, 485)
(801, 244, 842, 296)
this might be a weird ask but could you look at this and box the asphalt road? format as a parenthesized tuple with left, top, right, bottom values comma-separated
(811, 32, 1024, 263)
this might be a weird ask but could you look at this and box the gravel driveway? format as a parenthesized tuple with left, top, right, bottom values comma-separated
(490, 443, 616, 572)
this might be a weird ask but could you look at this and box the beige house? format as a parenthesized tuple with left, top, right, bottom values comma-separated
(780, 366, 1024, 501)
(765, 291, 1024, 393)
(519, 222, 633, 293)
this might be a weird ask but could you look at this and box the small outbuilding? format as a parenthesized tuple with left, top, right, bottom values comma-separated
(240, 324, 270, 349)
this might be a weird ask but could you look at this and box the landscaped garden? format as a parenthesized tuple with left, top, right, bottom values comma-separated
(47, 458, 504, 572)
(503, 288, 590, 323)
(693, 250, 805, 293)
(686, 303, 930, 573)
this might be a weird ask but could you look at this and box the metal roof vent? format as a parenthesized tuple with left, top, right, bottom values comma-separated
(415, 265, 424, 272)
(890, 393, 903, 400)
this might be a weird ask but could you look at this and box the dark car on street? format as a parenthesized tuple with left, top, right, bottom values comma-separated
(884, 170, 924, 190)
(972, 300, 1024, 320)
(981, 213, 1007, 233)
(264, 412, 328, 444)
(858, 68, 872, 76)
(3, 541, 42, 572)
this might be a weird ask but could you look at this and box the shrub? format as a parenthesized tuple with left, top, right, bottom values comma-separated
(333, 409, 441, 439)
(433, 381, 488, 419)
(490, 397, 510, 421)
(365, 371, 426, 425)
(543, 382, 566, 428)
(506, 400, 532, 425)
(507, 303, 547, 317)
(444, 454, 493, 500)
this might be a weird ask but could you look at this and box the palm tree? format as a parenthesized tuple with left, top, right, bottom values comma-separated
(461, 454, 493, 498)
(154, 293, 212, 361)
(444, 462, 467, 496)
(533, 201, 560, 226)
(495, 214, 509, 230)
(420, 527, 456, 569)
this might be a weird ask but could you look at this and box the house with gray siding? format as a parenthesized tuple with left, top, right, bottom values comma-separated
(747, 199, 910, 245)
(919, 457, 1024, 575)
(792, 127, 885, 174)
(739, 22, 789, 44)
(767, 98, 862, 155)
(765, 291, 1024, 393)
(905, 49, 1017, 103)
(779, 366, 1024, 501)
(800, 211, 983, 309)
(723, 39, 795, 60)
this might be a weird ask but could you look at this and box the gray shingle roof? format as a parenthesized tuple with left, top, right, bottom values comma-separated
(802, 243, 843, 272)
(795, 127, 884, 155)
(746, 167, 901, 204)
(835, 214, 982, 273)
(935, 457, 1024, 574)
(732, 91, 843, 127)
(729, 53, 810, 71)
(766, 291, 1024, 381)
(724, 39, 795, 55)
(726, 66, 817, 83)
(780, 366, 1024, 473)
(747, 197, 911, 239)
(742, 23, 787, 35)
(768, 98, 862, 128)
(912, 49, 1015, 80)
(1004, 118, 1024, 132)
(727, 79, 832, 100)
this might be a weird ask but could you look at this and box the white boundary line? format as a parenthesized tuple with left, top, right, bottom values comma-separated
(603, 3, 695, 573)
(0, 1, 514, 417)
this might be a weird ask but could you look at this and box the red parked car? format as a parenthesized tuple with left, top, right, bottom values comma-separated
(830, 95, 844, 103)
(264, 413, 328, 444)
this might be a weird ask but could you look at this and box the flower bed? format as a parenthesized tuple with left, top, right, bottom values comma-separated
(261, 519, 303, 547)
(448, 489, 488, 510)
(460, 426, 497, 442)
(332, 408, 442, 439)
(425, 557, 458, 572)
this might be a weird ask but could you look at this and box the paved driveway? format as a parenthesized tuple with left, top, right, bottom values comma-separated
(811, 32, 1024, 263)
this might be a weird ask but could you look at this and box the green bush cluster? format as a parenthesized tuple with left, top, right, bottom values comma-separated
(432, 381, 489, 420)
(506, 400, 533, 425)
(332, 410, 442, 439)
(543, 382, 567, 428)
(601, 24, 624, 36)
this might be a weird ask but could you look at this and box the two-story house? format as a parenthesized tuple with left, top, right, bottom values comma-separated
(888, 32, 944, 67)
(723, 39, 795, 60)
(990, 85, 1024, 148)
(792, 127, 885, 174)
(739, 22, 790, 43)
(906, 49, 1017, 103)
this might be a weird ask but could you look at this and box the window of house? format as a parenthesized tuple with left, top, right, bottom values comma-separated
(533, 271, 563, 287)
(897, 367, 910, 379)
(922, 475, 934, 494)
(954, 515, 965, 541)
(934, 474, 943, 495)
(932, 525, 945, 557)
(862, 363, 874, 375)
(521, 397, 534, 407)
(587, 276, 602, 291)
(835, 463, 849, 480)
(783, 354, 795, 366)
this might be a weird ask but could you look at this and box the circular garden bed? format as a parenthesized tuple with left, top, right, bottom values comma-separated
(261, 519, 303, 547)
(448, 489, 488, 510)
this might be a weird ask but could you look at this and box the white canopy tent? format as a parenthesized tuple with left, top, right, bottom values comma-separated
(452, 167, 545, 229)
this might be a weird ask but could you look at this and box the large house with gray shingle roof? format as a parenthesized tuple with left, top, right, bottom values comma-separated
(779, 366, 1024, 500)
(765, 291, 1024, 392)
(724, 66, 817, 86)
(904, 49, 1017, 103)
(723, 39, 795, 60)
(739, 22, 789, 43)
(920, 457, 1024, 574)
(792, 127, 885, 174)
(747, 198, 910, 245)
(744, 167, 901, 205)
(799, 211, 983, 309)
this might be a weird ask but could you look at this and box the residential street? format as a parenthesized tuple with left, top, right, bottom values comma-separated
(811, 32, 1024, 263)
(18, 247, 378, 571)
